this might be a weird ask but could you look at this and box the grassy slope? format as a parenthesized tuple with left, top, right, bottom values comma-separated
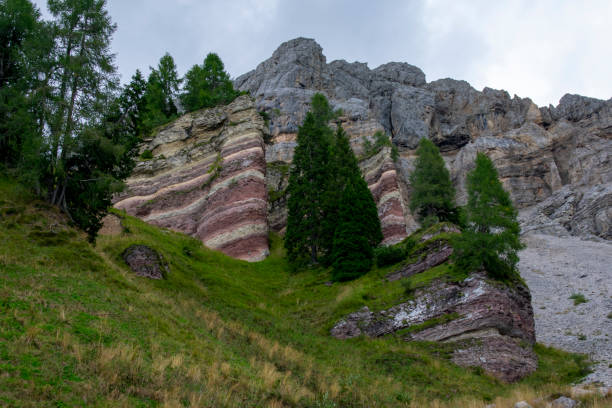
(0, 178, 595, 408)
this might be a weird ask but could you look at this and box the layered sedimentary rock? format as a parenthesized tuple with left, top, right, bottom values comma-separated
(236, 37, 612, 241)
(114, 96, 269, 261)
(331, 270, 537, 382)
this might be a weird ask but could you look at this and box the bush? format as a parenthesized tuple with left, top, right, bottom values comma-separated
(374, 245, 406, 267)
(140, 150, 153, 160)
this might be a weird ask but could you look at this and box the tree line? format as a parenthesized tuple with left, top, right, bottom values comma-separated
(286, 95, 523, 282)
(0, 0, 239, 240)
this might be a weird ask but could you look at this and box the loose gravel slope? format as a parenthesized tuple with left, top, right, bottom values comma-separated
(519, 234, 612, 385)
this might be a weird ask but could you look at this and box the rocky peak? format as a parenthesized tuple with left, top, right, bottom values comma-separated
(235, 37, 331, 96)
(371, 61, 426, 87)
(236, 37, 611, 242)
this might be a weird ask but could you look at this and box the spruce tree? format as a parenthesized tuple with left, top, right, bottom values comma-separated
(409, 138, 456, 225)
(331, 181, 374, 281)
(320, 125, 382, 265)
(284, 93, 333, 265)
(451, 153, 524, 280)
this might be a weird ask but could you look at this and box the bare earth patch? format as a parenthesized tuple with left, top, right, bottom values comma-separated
(519, 233, 612, 385)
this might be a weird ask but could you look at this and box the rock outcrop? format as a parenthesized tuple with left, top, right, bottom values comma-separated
(114, 96, 269, 261)
(236, 37, 612, 242)
(331, 271, 537, 382)
(116, 37, 610, 261)
(123, 245, 169, 279)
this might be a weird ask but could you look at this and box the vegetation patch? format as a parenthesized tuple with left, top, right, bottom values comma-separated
(569, 293, 588, 305)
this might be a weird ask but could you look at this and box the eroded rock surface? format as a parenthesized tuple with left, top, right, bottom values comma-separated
(114, 96, 269, 261)
(236, 37, 611, 242)
(331, 271, 537, 382)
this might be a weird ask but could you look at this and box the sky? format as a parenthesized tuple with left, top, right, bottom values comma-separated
(32, 0, 612, 107)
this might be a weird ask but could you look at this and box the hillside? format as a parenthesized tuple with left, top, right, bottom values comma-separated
(2, 177, 609, 407)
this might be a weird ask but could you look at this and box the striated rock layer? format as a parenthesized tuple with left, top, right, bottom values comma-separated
(331, 270, 537, 382)
(114, 96, 270, 262)
(236, 37, 612, 241)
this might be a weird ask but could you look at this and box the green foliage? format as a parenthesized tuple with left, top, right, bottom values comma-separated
(180, 52, 239, 112)
(0, 181, 596, 406)
(141, 53, 180, 132)
(451, 153, 524, 280)
(361, 131, 399, 161)
(139, 149, 153, 160)
(0, 0, 141, 241)
(409, 138, 457, 223)
(569, 293, 588, 305)
(331, 181, 375, 282)
(374, 245, 407, 267)
(284, 94, 334, 266)
(285, 95, 381, 275)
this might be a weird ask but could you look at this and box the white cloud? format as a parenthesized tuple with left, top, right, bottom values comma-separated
(31, 0, 612, 106)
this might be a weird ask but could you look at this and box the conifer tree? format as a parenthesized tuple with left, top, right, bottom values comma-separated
(284, 94, 333, 265)
(409, 138, 456, 225)
(322, 125, 382, 259)
(142, 53, 180, 130)
(451, 153, 524, 280)
(181, 52, 239, 112)
(331, 181, 375, 281)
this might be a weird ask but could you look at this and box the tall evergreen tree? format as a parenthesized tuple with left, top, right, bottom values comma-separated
(284, 93, 333, 265)
(119, 69, 147, 136)
(142, 53, 180, 130)
(46, 0, 118, 204)
(321, 125, 382, 266)
(181, 52, 239, 112)
(409, 137, 457, 225)
(331, 181, 375, 281)
(451, 153, 524, 280)
(0, 0, 52, 185)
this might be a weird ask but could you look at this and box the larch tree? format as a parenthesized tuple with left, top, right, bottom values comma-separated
(451, 152, 524, 280)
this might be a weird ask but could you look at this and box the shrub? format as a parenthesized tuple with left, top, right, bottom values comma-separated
(140, 150, 153, 160)
(374, 245, 406, 267)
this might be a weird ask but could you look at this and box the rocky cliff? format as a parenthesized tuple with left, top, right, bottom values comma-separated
(236, 37, 611, 242)
(113, 96, 269, 261)
(116, 37, 610, 260)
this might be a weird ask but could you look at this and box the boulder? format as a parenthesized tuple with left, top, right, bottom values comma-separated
(123, 245, 168, 280)
(550, 396, 580, 408)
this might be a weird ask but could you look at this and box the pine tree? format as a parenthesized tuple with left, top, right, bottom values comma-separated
(409, 138, 457, 225)
(284, 93, 333, 265)
(451, 153, 524, 280)
(181, 52, 239, 112)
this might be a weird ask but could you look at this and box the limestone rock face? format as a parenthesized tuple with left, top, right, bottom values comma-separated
(331, 271, 537, 382)
(114, 96, 269, 262)
(236, 37, 612, 241)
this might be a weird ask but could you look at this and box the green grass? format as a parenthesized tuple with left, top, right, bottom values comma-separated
(0, 177, 595, 407)
(569, 293, 588, 306)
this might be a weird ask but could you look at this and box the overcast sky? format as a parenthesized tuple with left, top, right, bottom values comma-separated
(32, 0, 612, 107)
